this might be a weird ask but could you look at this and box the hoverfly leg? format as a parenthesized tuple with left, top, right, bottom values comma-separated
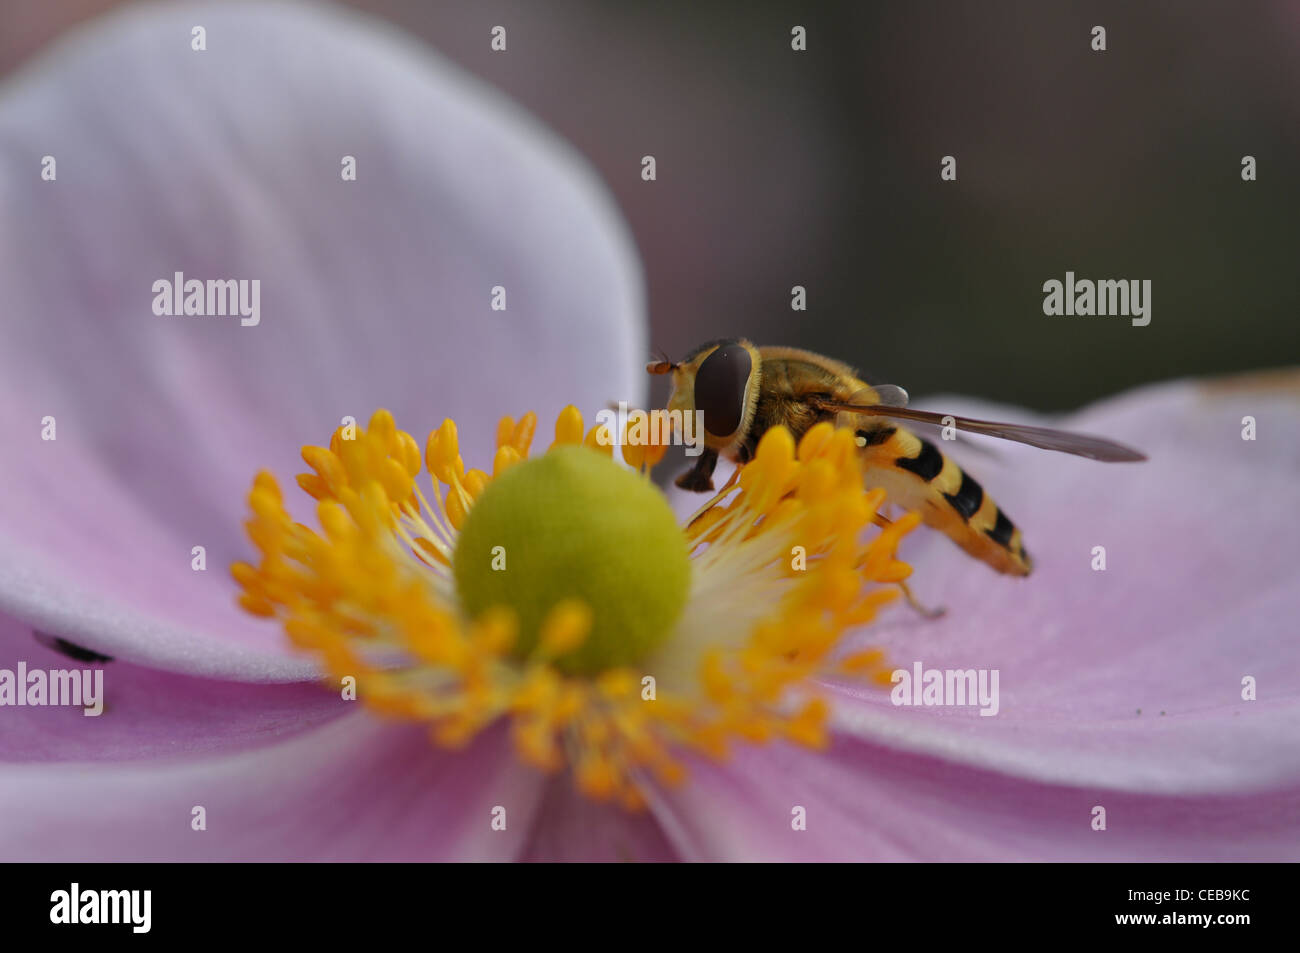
(897, 580, 947, 620)
(674, 447, 718, 492)
(685, 465, 742, 529)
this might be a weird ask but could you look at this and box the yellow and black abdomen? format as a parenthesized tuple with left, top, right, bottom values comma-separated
(851, 421, 1033, 577)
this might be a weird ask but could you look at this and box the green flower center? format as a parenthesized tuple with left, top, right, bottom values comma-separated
(452, 446, 691, 675)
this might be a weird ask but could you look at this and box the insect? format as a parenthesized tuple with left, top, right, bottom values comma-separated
(648, 338, 1145, 582)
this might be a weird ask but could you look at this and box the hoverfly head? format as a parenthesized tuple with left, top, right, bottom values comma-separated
(666, 339, 761, 444)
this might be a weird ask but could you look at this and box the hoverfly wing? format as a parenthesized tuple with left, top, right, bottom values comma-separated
(813, 398, 1147, 463)
(840, 387, 1003, 460)
(865, 384, 910, 408)
(930, 414, 1147, 462)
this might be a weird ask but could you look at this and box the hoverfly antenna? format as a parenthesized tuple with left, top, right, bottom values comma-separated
(646, 348, 676, 375)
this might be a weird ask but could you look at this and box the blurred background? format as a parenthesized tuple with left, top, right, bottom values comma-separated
(5, 0, 1297, 411)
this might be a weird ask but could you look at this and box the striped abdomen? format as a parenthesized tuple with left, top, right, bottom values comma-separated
(851, 422, 1032, 576)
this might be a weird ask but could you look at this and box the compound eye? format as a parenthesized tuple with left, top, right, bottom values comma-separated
(694, 344, 752, 437)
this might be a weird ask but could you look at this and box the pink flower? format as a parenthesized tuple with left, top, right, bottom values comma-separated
(1, 2, 1295, 862)
(659, 378, 1300, 860)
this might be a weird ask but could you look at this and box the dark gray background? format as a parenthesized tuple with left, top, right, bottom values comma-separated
(7, 0, 1296, 409)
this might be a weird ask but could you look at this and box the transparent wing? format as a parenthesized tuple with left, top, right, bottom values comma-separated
(814, 396, 1147, 462)
(868, 384, 910, 408)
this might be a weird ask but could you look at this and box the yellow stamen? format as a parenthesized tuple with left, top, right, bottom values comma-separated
(233, 407, 917, 809)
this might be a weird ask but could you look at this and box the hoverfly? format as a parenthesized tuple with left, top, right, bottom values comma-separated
(648, 339, 1145, 581)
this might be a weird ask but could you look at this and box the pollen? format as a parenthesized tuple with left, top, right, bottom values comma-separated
(232, 407, 917, 809)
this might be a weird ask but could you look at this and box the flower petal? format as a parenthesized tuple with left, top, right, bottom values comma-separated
(831, 375, 1300, 794)
(0, 608, 347, 762)
(519, 778, 679, 862)
(0, 1, 644, 678)
(0, 713, 545, 861)
(652, 738, 1300, 861)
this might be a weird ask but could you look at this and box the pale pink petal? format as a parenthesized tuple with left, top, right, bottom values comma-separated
(519, 779, 678, 862)
(653, 738, 1300, 861)
(0, 713, 546, 861)
(0, 608, 347, 762)
(0, 1, 644, 679)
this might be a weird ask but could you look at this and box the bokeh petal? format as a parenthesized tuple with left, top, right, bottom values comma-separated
(0, 608, 348, 762)
(519, 778, 679, 862)
(652, 737, 1300, 861)
(0, 712, 545, 861)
